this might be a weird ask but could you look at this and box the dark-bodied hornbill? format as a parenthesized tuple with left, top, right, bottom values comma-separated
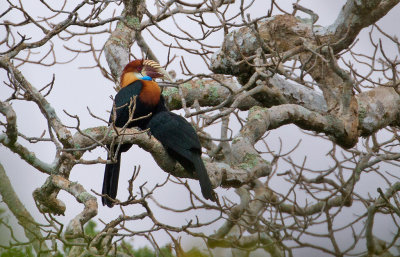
(102, 59, 216, 207)
(146, 111, 216, 202)
(102, 59, 171, 207)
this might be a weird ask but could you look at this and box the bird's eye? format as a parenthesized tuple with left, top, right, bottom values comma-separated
(137, 66, 143, 72)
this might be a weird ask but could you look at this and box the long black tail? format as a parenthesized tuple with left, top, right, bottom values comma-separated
(102, 151, 122, 207)
(192, 154, 216, 202)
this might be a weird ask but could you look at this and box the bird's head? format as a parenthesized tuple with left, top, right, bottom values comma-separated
(120, 59, 173, 88)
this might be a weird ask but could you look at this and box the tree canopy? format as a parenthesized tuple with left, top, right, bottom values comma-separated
(1, 0, 400, 256)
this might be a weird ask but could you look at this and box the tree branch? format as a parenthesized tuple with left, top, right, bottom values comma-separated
(210, 12, 400, 147)
(322, 0, 400, 52)
(0, 57, 74, 148)
(0, 162, 51, 256)
(104, 0, 146, 84)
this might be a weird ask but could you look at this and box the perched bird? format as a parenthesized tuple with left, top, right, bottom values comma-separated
(102, 59, 171, 207)
(147, 111, 216, 202)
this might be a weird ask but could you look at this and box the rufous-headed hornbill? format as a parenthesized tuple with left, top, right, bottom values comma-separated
(146, 111, 216, 202)
(102, 59, 171, 207)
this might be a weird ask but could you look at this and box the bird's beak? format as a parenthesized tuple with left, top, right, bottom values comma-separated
(158, 67, 174, 82)
(142, 60, 173, 82)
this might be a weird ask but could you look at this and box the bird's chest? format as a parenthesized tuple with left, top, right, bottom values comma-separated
(139, 82, 161, 107)
(114, 81, 161, 129)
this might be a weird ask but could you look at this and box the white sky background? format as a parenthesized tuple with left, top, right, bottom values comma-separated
(1, 1, 400, 256)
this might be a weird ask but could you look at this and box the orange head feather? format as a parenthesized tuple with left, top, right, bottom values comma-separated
(120, 60, 143, 88)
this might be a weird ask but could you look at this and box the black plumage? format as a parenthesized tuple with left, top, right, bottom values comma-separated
(147, 111, 216, 202)
(102, 80, 165, 207)
(112, 80, 166, 129)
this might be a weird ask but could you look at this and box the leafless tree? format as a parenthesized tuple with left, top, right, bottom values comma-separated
(1, 0, 400, 256)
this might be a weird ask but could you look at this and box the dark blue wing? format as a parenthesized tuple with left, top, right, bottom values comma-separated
(148, 111, 201, 155)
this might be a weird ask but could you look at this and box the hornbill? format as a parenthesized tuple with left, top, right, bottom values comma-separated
(146, 111, 216, 202)
(102, 60, 216, 207)
(102, 59, 171, 207)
